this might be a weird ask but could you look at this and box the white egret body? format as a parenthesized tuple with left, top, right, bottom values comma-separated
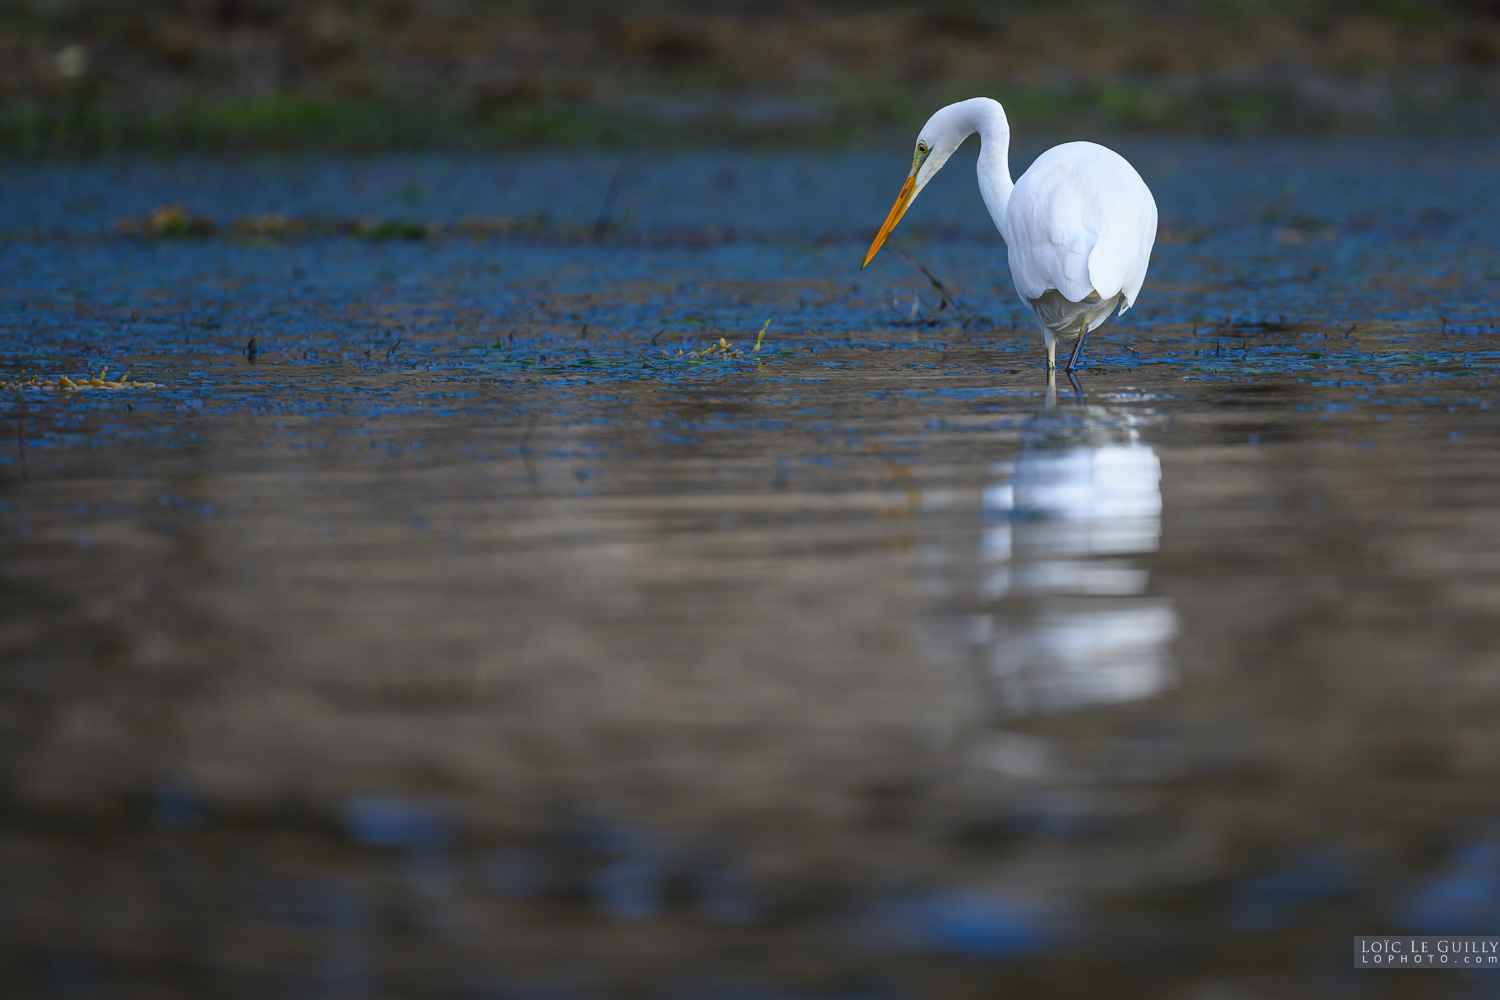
(863, 98, 1157, 373)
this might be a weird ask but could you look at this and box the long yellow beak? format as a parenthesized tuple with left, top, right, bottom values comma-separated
(862, 170, 919, 269)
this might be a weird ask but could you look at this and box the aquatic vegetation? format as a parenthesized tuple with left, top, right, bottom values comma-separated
(677, 331, 769, 362)
(1, 370, 160, 391)
(753, 317, 772, 351)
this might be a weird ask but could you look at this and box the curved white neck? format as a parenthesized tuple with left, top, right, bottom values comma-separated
(967, 100, 1014, 244)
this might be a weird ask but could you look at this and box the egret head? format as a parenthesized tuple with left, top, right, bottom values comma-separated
(861, 104, 973, 269)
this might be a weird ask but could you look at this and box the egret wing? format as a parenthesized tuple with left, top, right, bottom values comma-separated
(1006, 142, 1157, 314)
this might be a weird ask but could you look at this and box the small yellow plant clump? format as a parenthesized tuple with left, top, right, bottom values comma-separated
(659, 322, 773, 365)
(0, 371, 161, 391)
(680, 337, 746, 362)
(753, 318, 771, 351)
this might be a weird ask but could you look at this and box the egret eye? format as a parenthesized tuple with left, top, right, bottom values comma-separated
(917, 142, 928, 155)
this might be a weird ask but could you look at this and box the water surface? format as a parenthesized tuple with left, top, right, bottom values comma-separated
(2, 140, 1500, 998)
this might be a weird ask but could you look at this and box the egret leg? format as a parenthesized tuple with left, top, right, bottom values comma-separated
(1046, 337, 1057, 372)
(1065, 318, 1089, 374)
(1067, 369, 1083, 396)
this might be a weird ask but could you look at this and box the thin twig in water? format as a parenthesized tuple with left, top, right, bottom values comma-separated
(885, 239, 967, 316)
(386, 337, 403, 361)
(593, 161, 628, 240)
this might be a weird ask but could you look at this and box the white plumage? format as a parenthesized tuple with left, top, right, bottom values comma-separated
(863, 98, 1158, 373)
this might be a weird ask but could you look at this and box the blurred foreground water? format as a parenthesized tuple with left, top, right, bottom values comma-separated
(2, 140, 1500, 997)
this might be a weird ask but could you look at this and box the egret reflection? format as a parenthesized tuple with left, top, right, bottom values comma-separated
(962, 379, 1177, 716)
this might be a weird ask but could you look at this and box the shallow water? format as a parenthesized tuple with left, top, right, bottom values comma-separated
(3, 140, 1500, 998)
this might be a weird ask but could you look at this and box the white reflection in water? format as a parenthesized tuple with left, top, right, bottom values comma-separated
(960, 383, 1178, 716)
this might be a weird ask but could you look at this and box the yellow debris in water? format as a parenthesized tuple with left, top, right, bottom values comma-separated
(753, 318, 771, 351)
(0, 372, 160, 391)
(682, 337, 746, 362)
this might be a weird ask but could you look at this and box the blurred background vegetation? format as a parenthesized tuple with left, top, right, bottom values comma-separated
(4, 0, 1500, 152)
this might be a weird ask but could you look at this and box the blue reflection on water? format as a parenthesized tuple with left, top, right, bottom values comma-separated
(150, 781, 205, 831)
(590, 857, 666, 921)
(1401, 837, 1500, 935)
(1226, 848, 1355, 932)
(851, 890, 1054, 960)
(342, 796, 453, 848)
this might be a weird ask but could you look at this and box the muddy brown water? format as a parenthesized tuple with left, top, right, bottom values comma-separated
(3, 143, 1500, 997)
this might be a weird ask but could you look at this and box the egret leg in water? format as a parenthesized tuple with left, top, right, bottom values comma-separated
(1066, 317, 1089, 375)
(1046, 366, 1086, 399)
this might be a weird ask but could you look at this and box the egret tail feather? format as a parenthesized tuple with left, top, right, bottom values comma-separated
(1029, 288, 1121, 343)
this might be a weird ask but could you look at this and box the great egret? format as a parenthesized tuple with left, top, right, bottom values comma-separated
(863, 98, 1157, 374)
